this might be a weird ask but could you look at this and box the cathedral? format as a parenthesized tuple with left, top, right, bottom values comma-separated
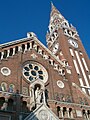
(0, 3, 90, 120)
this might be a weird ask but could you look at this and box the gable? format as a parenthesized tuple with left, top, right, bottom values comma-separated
(24, 104, 59, 120)
(0, 32, 68, 77)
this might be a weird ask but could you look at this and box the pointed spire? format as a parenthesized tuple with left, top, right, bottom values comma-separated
(51, 1, 53, 7)
(50, 2, 64, 20)
(50, 2, 60, 16)
(51, 1, 55, 10)
(51, 1, 59, 12)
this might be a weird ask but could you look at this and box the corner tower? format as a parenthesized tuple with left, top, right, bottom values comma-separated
(46, 3, 90, 95)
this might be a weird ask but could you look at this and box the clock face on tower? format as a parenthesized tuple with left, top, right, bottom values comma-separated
(68, 39, 78, 48)
(22, 61, 48, 83)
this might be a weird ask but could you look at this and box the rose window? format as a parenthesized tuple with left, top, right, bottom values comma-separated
(23, 61, 48, 83)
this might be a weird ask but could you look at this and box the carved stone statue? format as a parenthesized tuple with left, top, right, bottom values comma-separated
(30, 83, 46, 110)
(35, 87, 42, 104)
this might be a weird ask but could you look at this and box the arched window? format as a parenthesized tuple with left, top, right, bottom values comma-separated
(9, 48, 13, 56)
(27, 43, 30, 50)
(15, 46, 18, 54)
(1, 82, 7, 92)
(8, 84, 15, 93)
(69, 108, 72, 118)
(57, 106, 60, 117)
(82, 109, 87, 119)
(0, 52, 1, 59)
(3, 50, 7, 58)
(63, 107, 67, 117)
(87, 110, 90, 119)
(22, 44, 25, 52)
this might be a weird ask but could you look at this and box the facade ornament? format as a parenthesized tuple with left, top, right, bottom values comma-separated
(29, 80, 46, 109)
(35, 87, 43, 106)
(1, 67, 11, 76)
(31, 53, 37, 59)
(27, 32, 37, 38)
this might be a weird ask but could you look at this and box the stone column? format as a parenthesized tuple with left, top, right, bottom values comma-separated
(7, 50, 10, 57)
(71, 110, 73, 118)
(67, 108, 70, 118)
(24, 44, 27, 52)
(65, 109, 68, 118)
(18, 46, 22, 52)
(38, 49, 43, 55)
(61, 107, 64, 118)
(43, 89, 46, 104)
(59, 109, 62, 118)
(33, 44, 37, 51)
(29, 42, 32, 50)
(13, 48, 15, 56)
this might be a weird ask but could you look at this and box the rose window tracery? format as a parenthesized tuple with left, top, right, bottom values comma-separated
(23, 61, 48, 83)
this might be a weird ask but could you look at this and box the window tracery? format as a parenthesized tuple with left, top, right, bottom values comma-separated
(23, 61, 48, 83)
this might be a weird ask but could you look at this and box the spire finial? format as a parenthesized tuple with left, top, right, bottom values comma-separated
(51, 1, 53, 7)
(51, 1, 56, 11)
(50, 2, 64, 20)
(50, 1, 60, 16)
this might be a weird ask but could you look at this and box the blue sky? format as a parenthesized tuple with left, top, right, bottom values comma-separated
(0, 0, 90, 58)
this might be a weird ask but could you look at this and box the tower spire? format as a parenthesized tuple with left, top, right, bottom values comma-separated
(46, 2, 79, 60)
(51, 1, 53, 7)
(50, 1, 64, 19)
(50, 2, 63, 19)
(51, 1, 56, 11)
(46, 2, 78, 46)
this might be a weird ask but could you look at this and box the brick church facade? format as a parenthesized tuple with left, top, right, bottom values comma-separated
(0, 3, 90, 120)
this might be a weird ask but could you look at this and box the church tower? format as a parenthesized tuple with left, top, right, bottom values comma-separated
(0, 2, 90, 120)
(46, 3, 90, 95)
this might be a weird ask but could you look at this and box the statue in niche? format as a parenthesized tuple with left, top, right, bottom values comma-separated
(60, 93, 65, 102)
(55, 93, 60, 101)
(35, 87, 43, 104)
(65, 95, 72, 103)
(83, 98, 88, 105)
(79, 97, 84, 105)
